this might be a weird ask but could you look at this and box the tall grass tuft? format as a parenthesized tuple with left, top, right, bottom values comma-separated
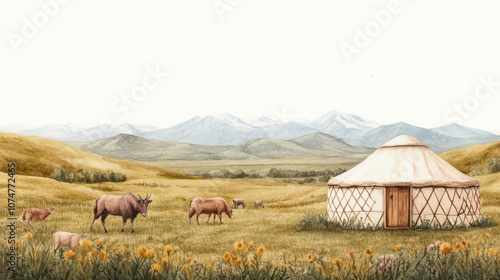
(296, 211, 382, 231)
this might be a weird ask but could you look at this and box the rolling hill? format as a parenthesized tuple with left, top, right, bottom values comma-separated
(68, 133, 375, 161)
(439, 141, 500, 175)
(342, 122, 463, 151)
(0, 133, 191, 180)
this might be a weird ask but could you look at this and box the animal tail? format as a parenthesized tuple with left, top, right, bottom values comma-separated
(93, 197, 99, 216)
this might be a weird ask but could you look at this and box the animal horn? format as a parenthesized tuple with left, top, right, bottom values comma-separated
(138, 194, 143, 201)
(146, 194, 151, 200)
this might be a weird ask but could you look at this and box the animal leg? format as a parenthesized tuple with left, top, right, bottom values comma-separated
(90, 211, 103, 231)
(206, 213, 211, 224)
(131, 218, 135, 233)
(53, 238, 59, 253)
(196, 214, 200, 225)
(219, 213, 223, 224)
(213, 213, 216, 224)
(100, 211, 109, 233)
(121, 218, 127, 232)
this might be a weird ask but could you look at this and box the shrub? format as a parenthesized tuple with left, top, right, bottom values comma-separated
(52, 168, 126, 183)
(296, 211, 382, 231)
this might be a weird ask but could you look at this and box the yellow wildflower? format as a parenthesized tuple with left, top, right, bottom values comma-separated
(332, 258, 341, 266)
(80, 240, 93, 248)
(145, 249, 155, 258)
(151, 263, 163, 273)
(231, 253, 238, 260)
(234, 259, 242, 266)
(281, 249, 287, 255)
(310, 259, 317, 263)
(77, 258, 83, 265)
(88, 251, 98, 257)
(439, 242, 452, 255)
(305, 253, 313, 261)
(96, 240, 103, 245)
(64, 250, 75, 259)
(364, 248, 373, 255)
(136, 246, 147, 258)
(109, 239, 114, 245)
(488, 248, 495, 256)
(485, 233, 490, 238)
(89, 258, 94, 264)
(393, 245, 401, 252)
(409, 253, 414, 258)
(257, 245, 266, 255)
(454, 243, 462, 252)
(174, 246, 180, 252)
(12, 241, 19, 248)
(99, 250, 107, 261)
(37, 248, 42, 254)
(164, 245, 173, 255)
(248, 241, 254, 248)
(162, 257, 168, 266)
(223, 252, 231, 262)
(315, 264, 323, 271)
(234, 241, 245, 251)
(352, 265, 358, 270)
(24, 232, 33, 240)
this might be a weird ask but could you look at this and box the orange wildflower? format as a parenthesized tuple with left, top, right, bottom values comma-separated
(439, 242, 452, 255)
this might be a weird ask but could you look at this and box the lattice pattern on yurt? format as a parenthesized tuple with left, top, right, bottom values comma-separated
(412, 186, 481, 227)
(327, 186, 384, 228)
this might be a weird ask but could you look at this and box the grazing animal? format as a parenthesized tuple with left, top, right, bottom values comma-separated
(22, 208, 55, 226)
(53, 231, 87, 253)
(253, 200, 264, 208)
(90, 192, 152, 233)
(189, 197, 233, 225)
(232, 198, 246, 209)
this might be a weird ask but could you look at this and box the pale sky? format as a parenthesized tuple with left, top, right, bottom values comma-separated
(1, 1, 500, 133)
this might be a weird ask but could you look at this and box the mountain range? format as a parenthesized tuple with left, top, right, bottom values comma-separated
(3, 110, 498, 153)
(68, 133, 375, 161)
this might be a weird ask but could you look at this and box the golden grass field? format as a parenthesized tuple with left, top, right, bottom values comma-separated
(1, 133, 500, 265)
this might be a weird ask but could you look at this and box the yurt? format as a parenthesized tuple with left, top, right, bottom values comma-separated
(327, 135, 481, 229)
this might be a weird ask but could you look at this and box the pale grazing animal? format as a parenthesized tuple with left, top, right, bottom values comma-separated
(253, 200, 264, 208)
(53, 231, 87, 253)
(22, 208, 55, 226)
(189, 197, 233, 225)
(232, 198, 246, 209)
(90, 192, 152, 233)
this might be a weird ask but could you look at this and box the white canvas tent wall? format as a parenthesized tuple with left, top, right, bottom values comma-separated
(327, 135, 481, 229)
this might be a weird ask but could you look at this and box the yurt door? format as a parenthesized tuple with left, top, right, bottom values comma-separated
(385, 187, 411, 228)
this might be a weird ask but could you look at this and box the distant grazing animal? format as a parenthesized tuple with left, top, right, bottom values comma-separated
(90, 192, 152, 233)
(53, 231, 87, 253)
(253, 200, 264, 208)
(232, 198, 246, 209)
(189, 197, 233, 225)
(22, 208, 55, 226)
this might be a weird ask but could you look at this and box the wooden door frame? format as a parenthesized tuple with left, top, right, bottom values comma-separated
(383, 186, 413, 229)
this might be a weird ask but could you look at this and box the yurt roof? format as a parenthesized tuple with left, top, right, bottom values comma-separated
(328, 135, 479, 188)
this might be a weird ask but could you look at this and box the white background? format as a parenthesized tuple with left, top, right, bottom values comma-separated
(1, 0, 499, 133)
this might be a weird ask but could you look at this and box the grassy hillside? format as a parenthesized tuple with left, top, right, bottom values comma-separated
(0, 133, 192, 180)
(1, 171, 499, 266)
(439, 141, 500, 174)
(0, 134, 498, 267)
